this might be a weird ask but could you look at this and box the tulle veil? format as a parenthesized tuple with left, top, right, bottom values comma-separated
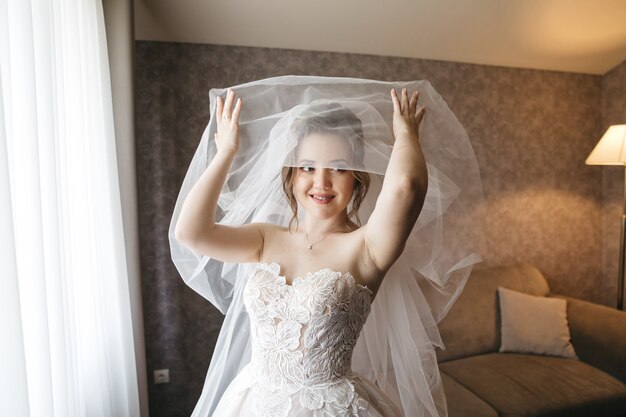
(168, 75, 485, 417)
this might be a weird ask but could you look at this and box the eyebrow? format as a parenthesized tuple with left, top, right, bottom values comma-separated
(298, 158, 349, 164)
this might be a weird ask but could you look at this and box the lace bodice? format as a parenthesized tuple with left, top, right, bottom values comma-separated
(243, 262, 373, 416)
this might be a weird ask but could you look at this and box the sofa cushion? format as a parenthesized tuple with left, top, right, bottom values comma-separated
(498, 287, 577, 358)
(437, 264, 550, 362)
(440, 372, 498, 417)
(439, 353, 626, 417)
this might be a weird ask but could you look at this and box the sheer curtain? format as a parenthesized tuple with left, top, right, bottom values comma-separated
(0, 0, 141, 416)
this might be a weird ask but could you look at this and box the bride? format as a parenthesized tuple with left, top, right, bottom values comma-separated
(169, 76, 484, 417)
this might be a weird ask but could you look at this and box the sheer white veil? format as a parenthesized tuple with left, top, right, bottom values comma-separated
(168, 76, 485, 417)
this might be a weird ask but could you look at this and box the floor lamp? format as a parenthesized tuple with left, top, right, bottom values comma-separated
(586, 124, 626, 311)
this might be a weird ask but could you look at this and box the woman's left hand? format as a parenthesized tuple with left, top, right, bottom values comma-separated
(390, 88, 425, 142)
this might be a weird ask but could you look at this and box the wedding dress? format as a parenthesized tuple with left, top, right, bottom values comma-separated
(212, 262, 402, 417)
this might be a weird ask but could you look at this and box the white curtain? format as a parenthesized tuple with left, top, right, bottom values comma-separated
(0, 0, 141, 416)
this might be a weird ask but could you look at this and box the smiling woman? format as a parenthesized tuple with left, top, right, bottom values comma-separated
(169, 76, 485, 417)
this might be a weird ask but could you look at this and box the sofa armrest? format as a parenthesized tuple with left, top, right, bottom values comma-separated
(553, 294, 626, 384)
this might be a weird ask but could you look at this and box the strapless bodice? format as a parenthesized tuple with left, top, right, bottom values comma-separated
(242, 262, 373, 413)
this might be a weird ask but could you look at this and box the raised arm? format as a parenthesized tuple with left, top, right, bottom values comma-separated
(363, 88, 428, 273)
(174, 90, 265, 263)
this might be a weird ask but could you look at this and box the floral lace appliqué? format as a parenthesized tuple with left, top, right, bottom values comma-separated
(244, 262, 373, 417)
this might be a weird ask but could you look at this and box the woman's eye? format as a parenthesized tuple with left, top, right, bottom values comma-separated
(298, 166, 346, 173)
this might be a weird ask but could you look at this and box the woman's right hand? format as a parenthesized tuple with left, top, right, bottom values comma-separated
(215, 89, 242, 155)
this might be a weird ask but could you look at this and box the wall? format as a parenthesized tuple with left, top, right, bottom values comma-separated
(134, 41, 610, 417)
(102, 0, 149, 414)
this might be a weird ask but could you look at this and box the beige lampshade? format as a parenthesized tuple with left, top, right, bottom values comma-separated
(586, 125, 626, 165)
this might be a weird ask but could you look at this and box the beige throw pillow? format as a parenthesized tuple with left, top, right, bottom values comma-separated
(498, 287, 577, 359)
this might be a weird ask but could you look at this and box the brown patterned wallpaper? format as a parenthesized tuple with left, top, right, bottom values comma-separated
(134, 40, 622, 417)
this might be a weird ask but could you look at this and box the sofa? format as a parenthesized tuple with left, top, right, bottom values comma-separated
(436, 263, 626, 417)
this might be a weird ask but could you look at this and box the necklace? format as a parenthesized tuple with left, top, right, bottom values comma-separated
(304, 229, 329, 250)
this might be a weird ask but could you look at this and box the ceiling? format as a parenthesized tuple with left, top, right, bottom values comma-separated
(135, 0, 626, 75)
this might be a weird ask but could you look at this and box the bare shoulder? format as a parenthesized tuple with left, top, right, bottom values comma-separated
(256, 222, 289, 239)
(349, 226, 387, 292)
(254, 222, 288, 257)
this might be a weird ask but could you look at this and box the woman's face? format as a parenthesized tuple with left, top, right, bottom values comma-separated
(293, 132, 356, 221)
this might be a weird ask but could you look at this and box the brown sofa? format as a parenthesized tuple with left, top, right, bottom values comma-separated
(436, 264, 626, 417)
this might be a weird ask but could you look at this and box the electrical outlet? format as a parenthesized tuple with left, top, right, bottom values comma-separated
(154, 369, 170, 384)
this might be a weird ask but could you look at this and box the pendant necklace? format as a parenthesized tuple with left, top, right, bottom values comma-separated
(304, 229, 329, 250)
